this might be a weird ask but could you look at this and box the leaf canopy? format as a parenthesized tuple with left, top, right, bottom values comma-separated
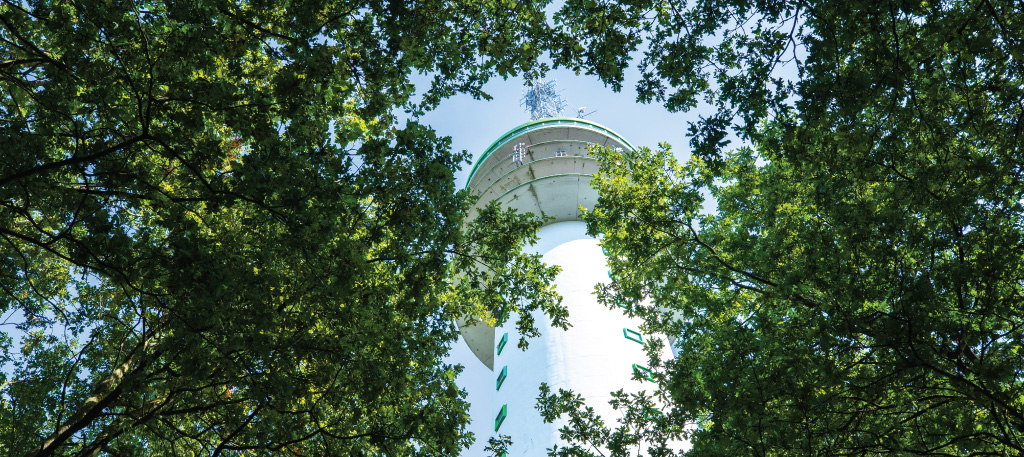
(0, 1, 563, 455)
(545, 0, 1024, 455)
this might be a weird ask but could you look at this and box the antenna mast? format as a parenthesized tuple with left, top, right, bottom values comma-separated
(520, 79, 567, 120)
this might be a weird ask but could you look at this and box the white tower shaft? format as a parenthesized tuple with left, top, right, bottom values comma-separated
(460, 118, 670, 456)
(495, 222, 663, 455)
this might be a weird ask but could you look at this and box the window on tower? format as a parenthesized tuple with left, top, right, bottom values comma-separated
(614, 296, 631, 310)
(496, 366, 507, 390)
(644, 407, 664, 421)
(495, 404, 507, 431)
(623, 328, 643, 344)
(497, 332, 508, 355)
(632, 363, 655, 382)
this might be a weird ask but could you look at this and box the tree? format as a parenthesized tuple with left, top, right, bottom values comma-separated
(542, 0, 1024, 455)
(0, 1, 564, 455)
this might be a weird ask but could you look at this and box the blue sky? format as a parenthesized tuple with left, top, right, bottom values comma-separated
(418, 67, 700, 189)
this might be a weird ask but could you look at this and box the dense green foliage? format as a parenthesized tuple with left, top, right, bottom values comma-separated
(0, 1, 563, 455)
(544, 0, 1024, 455)
(7, 0, 1023, 455)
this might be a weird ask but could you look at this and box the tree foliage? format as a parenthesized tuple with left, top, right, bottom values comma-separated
(546, 0, 1024, 455)
(0, 1, 563, 455)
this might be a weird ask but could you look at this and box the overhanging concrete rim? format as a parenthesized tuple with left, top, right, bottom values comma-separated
(490, 173, 596, 207)
(469, 139, 597, 190)
(465, 118, 636, 188)
(471, 156, 596, 201)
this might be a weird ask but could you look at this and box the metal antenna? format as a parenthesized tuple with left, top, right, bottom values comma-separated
(520, 79, 567, 120)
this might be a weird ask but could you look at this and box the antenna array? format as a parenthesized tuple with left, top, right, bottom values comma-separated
(520, 79, 567, 120)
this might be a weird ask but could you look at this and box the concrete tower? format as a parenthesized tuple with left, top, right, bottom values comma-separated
(459, 115, 672, 456)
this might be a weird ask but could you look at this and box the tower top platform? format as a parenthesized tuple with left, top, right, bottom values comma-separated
(460, 117, 634, 369)
(466, 117, 635, 190)
(463, 117, 634, 230)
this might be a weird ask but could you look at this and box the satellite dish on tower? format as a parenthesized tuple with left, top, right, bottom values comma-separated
(576, 106, 597, 118)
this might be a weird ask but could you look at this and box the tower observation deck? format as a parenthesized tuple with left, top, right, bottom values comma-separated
(459, 117, 673, 456)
